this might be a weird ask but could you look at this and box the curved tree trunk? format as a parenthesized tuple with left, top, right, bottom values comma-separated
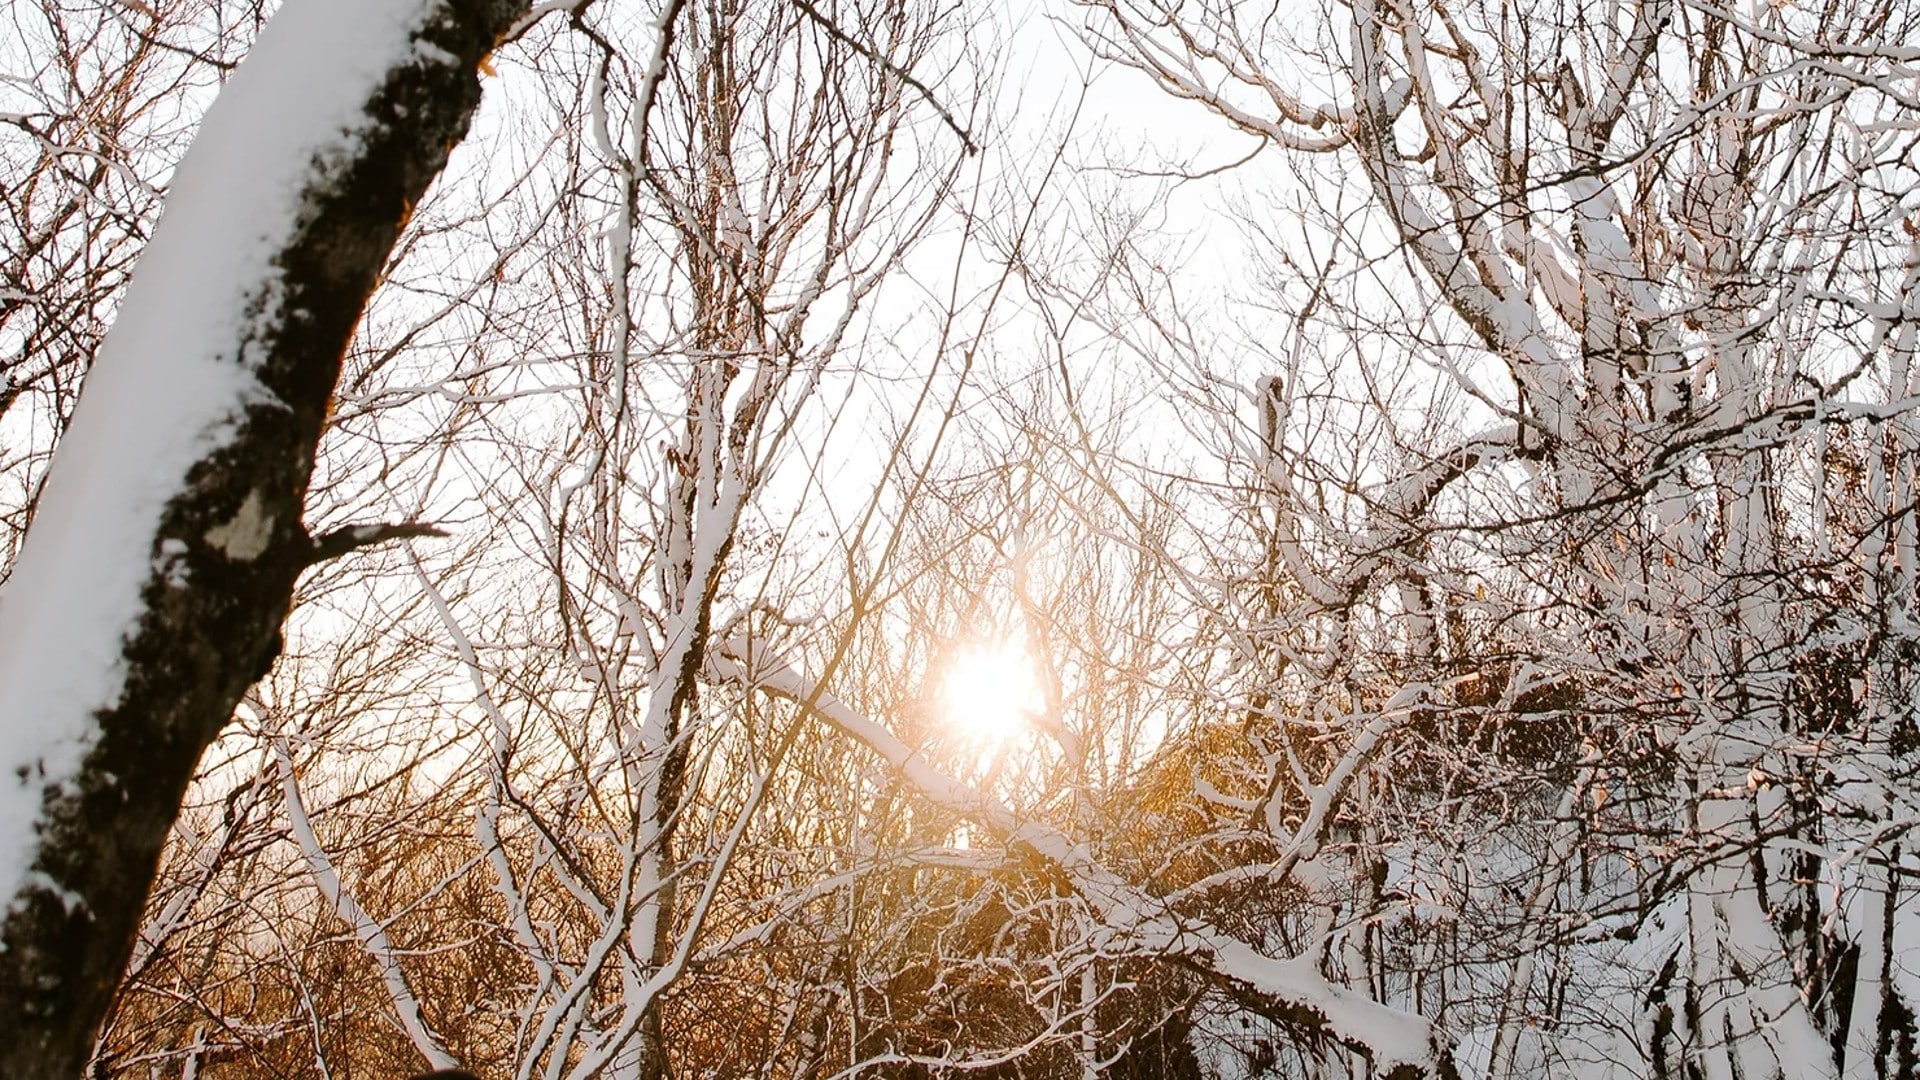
(0, 0, 527, 1074)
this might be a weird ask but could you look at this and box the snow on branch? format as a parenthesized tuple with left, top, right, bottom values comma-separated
(274, 739, 458, 1071)
(0, 0, 528, 1073)
(709, 636, 1459, 1080)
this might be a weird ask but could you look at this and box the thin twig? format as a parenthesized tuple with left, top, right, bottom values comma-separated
(789, 0, 978, 155)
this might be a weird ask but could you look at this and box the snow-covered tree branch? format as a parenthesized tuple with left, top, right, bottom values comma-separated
(0, 1, 526, 1073)
(12, 0, 1920, 1077)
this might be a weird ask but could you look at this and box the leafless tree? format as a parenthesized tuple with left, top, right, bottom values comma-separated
(1062, 0, 1920, 1075)
(19, 1, 1920, 1078)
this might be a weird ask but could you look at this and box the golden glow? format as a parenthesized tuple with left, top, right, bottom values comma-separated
(938, 639, 1044, 748)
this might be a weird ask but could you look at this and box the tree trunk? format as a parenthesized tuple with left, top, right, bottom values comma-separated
(0, 1, 527, 1074)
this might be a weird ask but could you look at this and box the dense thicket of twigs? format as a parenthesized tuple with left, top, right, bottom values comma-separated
(9, 0, 1920, 1077)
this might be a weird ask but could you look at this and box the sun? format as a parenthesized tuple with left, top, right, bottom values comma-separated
(938, 639, 1045, 747)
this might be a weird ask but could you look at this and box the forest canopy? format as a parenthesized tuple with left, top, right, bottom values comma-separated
(4, 0, 1920, 1078)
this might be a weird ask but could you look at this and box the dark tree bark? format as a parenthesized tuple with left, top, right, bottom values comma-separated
(0, 2, 529, 1075)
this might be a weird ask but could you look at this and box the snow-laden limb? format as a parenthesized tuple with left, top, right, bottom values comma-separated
(1674, 794, 1837, 1080)
(413, 558, 583, 1063)
(274, 739, 457, 1071)
(0, 0, 434, 913)
(710, 637, 1459, 1080)
(0, 0, 527, 1074)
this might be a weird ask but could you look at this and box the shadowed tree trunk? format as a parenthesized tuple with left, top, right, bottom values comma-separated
(0, 1, 528, 1075)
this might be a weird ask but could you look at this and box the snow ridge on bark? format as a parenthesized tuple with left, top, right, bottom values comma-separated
(0, 1, 529, 1075)
(0, 0, 441, 916)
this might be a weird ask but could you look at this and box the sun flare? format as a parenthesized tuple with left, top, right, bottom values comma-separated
(938, 640, 1045, 747)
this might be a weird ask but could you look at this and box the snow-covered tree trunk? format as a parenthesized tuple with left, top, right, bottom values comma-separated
(0, 1, 526, 1074)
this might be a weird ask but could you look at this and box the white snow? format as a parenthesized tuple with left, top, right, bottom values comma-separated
(202, 489, 274, 561)
(276, 740, 456, 1068)
(0, 0, 443, 907)
(711, 636, 1445, 1075)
